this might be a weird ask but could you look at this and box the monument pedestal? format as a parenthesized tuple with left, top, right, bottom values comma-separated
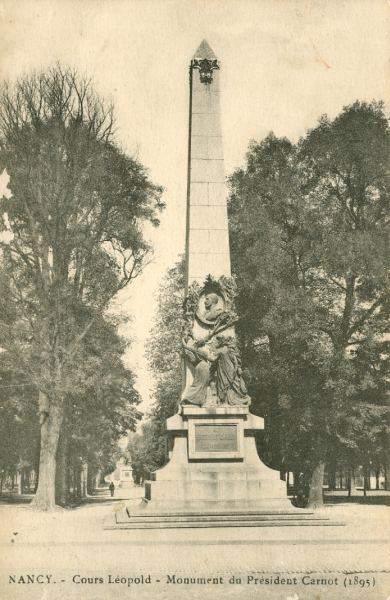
(118, 407, 341, 528)
(143, 406, 291, 511)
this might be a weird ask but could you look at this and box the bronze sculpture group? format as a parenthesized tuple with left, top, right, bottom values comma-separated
(181, 284, 250, 408)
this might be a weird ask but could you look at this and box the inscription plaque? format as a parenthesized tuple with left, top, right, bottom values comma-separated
(195, 424, 238, 452)
(188, 417, 244, 459)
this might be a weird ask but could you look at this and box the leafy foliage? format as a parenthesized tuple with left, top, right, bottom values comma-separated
(63, 315, 142, 475)
(145, 257, 185, 428)
(0, 366, 39, 481)
(228, 101, 390, 504)
(127, 258, 184, 479)
(0, 65, 163, 508)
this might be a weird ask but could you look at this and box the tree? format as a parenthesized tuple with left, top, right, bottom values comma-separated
(228, 101, 390, 508)
(0, 267, 40, 493)
(128, 421, 166, 484)
(0, 362, 39, 494)
(0, 66, 163, 509)
(127, 259, 184, 477)
(146, 258, 184, 429)
(55, 314, 142, 504)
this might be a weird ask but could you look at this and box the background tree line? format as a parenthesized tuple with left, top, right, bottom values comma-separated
(128, 260, 184, 484)
(132, 101, 389, 508)
(0, 65, 163, 509)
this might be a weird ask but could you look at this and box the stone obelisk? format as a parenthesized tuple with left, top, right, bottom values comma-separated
(133, 41, 293, 514)
(185, 39, 231, 290)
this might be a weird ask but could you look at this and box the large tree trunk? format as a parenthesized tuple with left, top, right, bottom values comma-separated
(292, 470, 300, 500)
(73, 463, 81, 500)
(328, 461, 337, 491)
(80, 463, 88, 498)
(363, 464, 370, 497)
(31, 394, 63, 511)
(55, 428, 69, 506)
(384, 454, 389, 491)
(307, 461, 325, 509)
(375, 467, 380, 491)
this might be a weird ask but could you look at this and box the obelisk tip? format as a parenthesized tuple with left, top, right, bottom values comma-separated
(192, 39, 217, 60)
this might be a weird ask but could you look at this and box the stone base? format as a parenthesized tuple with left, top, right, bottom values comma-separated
(111, 506, 342, 529)
(141, 406, 291, 511)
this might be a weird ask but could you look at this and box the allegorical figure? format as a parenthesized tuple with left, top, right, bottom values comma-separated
(211, 335, 251, 406)
(181, 337, 212, 406)
(181, 334, 250, 407)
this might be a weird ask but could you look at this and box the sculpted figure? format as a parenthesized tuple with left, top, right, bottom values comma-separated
(210, 336, 251, 406)
(181, 337, 213, 406)
(181, 278, 247, 409)
(181, 334, 250, 408)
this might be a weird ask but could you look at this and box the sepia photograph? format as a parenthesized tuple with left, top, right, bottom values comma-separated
(0, 1, 389, 599)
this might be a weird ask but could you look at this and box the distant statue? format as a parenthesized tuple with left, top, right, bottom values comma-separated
(181, 335, 250, 407)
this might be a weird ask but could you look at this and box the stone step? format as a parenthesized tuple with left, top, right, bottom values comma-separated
(106, 507, 344, 530)
(125, 508, 315, 518)
(106, 518, 343, 530)
(120, 513, 327, 524)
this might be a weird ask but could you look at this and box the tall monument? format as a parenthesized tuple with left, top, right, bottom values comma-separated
(116, 43, 339, 527)
(137, 40, 291, 511)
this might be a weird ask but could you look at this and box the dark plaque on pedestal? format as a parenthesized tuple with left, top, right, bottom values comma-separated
(195, 424, 238, 452)
(188, 418, 244, 459)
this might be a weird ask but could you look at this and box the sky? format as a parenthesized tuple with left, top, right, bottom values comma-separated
(0, 0, 389, 415)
